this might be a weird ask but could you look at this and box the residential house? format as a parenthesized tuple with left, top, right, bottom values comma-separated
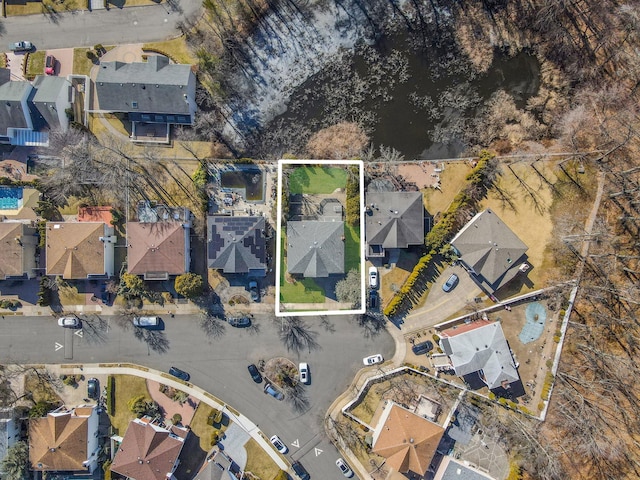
(0, 222, 37, 279)
(94, 56, 196, 141)
(450, 209, 529, 293)
(439, 320, 520, 393)
(0, 186, 40, 221)
(29, 405, 100, 473)
(433, 456, 497, 480)
(286, 220, 344, 277)
(45, 222, 116, 279)
(111, 417, 188, 480)
(193, 451, 234, 480)
(365, 191, 425, 258)
(127, 203, 191, 280)
(207, 216, 267, 277)
(77, 206, 114, 225)
(371, 402, 445, 477)
(0, 70, 72, 146)
(0, 408, 21, 476)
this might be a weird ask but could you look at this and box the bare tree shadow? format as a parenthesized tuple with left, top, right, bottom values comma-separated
(80, 314, 109, 345)
(133, 328, 170, 354)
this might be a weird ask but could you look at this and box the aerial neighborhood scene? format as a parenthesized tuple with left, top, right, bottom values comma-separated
(0, 1, 638, 480)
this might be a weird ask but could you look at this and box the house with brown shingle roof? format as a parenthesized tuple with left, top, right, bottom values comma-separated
(371, 402, 444, 477)
(45, 222, 116, 279)
(127, 204, 191, 280)
(29, 405, 100, 473)
(0, 222, 37, 279)
(111, 417, 189, 480)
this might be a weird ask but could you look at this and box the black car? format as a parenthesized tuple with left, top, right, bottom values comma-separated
(292, 461, 311, 480)
(87, 378, 99, 400)
(412, 340, 434, 355)
(169, 366, 190, 382)
(228, 316, 252, 328)
(247, 364, 263, 383)
(368, 290, 379, 310)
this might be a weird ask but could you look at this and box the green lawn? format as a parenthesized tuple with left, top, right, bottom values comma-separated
(288, 166, 348, 194)
(279, 236, 325, 303)
(345, 224, 361, 273)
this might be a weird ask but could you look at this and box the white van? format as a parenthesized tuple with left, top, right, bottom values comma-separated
(133, 316, 160, 328)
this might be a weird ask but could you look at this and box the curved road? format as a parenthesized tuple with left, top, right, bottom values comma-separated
(0, 0, 203, 49)
(0, 313, 395, 479)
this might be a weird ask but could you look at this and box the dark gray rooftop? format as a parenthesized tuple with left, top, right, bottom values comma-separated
(286, 220, 344, 277)
(0, 81, 32, 134)
(32, 75, 70, 103)
(436, 456, 495, 480)
(365, 191, 424, 249)
(207, 216, 266, 274)
(95, 56, 192, 115)
(30, 76, 70, 131)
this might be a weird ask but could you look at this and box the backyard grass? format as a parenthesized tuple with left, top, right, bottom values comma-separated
(109, 375, 150, 435)
(288, 166, 348, 194)
(143, 38, 197, 65)
(26, 51, 45, 79)
(279, 236, 325, 303)
(243, 438, 282, 480)
(422, 162, 472, 216)
(344, 224, 361, 273)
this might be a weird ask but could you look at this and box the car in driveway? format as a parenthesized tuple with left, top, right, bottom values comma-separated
(228, 316, 251, 328)
(269, 435, 288, 454)
(264, 382, 284, 400)
(368, 266, 378, 288)
(87, 378, 99, 400)
(247, 364, 263, 383)
(45, 54, 55, 75)
(368, 290, 378, 309)
(291, 461, 310, 480)
(249, 280, 259, 302)
(363, 354, 383, 366)
(412, 340, 433, 355)
(168, 366, 190, 382)
(336, 458, 354, 478)
(442, 273, 459, 292)
(58, 316, 80, 328)
(299, 362, 309, 384)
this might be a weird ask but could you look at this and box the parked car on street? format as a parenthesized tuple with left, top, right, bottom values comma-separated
(45, 54, 55, 75)
(368, 266, 378, 289)
(442, 273, 459, 292)
(228, 316, 251, 328)
(336, 458, 354, 478)
(264, 382, 284, 400)
(247, 364, 263, 383)
(299, 362, 309, 384)
(412, 340, 434, 355)
(133, 316, 161, 328)
(87, 378, 99, 400)
(269, 435, 288, 454)
(58, 316, 80, 328)
(292, 461, 311, 480)
(9, 41, 33, 52)
(249, 280, 259, 302)
(362, 354, 383, 366)
(168, 366, 190, 382)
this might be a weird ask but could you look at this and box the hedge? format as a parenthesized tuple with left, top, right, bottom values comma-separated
(106, 375, 115, 416)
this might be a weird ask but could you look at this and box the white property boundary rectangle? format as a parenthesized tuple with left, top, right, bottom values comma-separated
(275, 159, 365, 317)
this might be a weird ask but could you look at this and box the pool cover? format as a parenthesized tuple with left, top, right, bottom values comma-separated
(519, 302, 547, 344)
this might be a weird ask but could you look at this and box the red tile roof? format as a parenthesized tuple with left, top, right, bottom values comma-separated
(440, 319, 492, 338)
(78, 206, 114, 225)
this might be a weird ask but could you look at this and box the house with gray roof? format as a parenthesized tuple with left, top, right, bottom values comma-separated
(0, 71, 70, 147)
(433, 456, 496, 480)
(286, 220, 344, 277)
(94, 56, 196, 141)
(208, 216, 267, 277)
(439, 320, 520, 392)
(450, 209, 529, 293)
(365, 191, 425, 258)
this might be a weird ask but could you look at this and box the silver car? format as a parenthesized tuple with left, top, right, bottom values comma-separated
(58, 316, 80, 328)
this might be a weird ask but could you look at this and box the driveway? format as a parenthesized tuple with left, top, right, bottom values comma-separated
(45, 48, 74, 77)
(5, 52, 26, 81)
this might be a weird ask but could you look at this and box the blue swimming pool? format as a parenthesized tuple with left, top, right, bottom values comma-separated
(0, 187, 23, 210)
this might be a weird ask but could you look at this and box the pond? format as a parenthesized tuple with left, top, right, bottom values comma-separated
(220, 168, 264, 201)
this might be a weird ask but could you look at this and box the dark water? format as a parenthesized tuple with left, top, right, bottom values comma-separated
(265, 33, 541, 159)
(220, 169, 264, 201)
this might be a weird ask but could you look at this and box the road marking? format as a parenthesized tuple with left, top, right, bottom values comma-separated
(74, 329, 83, 338)
(291, 439, 299, 448)
(54, 342, 63, 352)
(314, 447, 323, 457)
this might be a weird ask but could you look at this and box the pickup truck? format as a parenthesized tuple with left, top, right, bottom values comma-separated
(9, 41, 33, 52)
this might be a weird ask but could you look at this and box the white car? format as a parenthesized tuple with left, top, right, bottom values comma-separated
(368, 266, 378, 289)
(336, 458, 354, 478)
(269, 435, 288, 454)
(363, 354, 383, 366)
(58, 316, 80, 328)
(299, 362, 309, 384)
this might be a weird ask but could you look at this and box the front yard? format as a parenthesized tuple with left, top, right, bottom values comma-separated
(109, 374, 150, 434)
(244, 438, 283, 480)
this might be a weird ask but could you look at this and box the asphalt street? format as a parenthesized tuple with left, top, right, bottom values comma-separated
(0, 0, 203, 49)
(0, 313, 395, 479)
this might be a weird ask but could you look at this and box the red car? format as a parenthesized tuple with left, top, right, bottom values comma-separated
(45, 55, 55, 75)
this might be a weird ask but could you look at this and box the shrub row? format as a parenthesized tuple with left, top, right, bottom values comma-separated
(345, 166, 360, 227)
(106, 375, 115, 416)
(383, 250, 435, 316)
(541, 372, 555, 400)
